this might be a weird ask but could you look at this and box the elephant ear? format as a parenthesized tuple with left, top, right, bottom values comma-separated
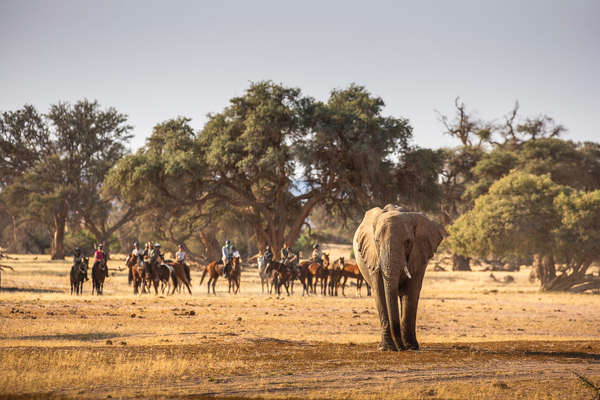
(414, 215, 445, 261)
(353, 207, 384, 274)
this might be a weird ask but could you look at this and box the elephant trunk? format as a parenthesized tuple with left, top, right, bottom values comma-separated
(379, 239, 404, 351)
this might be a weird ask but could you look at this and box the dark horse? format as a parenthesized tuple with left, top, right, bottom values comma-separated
(70, 257, 89, 295)
(92, 259, 109, 295)
(265, 260, 294, 296)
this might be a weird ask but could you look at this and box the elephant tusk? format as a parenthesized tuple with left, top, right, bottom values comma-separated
(404, 265, 412, 279)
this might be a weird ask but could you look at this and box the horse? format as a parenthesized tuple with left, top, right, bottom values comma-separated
(226, 256, 241, 294)
(143, 257, 162, 295)
(169, 261, 192, 295)
(338, 260, 371, 297)
(91, 259, 109, 295)
(327, 257, 345, 296)
(296, 261, 313, 296)
(156, 262, 175, 294)
(265, 261, 294, 296)
(257, 254, 269, 293)
(308, 253, 330, 295)
(199, 261, 223, 295)
(127, 255, 147, 295)
(70, 257, 89, 295)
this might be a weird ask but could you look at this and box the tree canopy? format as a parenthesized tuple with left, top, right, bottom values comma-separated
(448, 171, 600, 291)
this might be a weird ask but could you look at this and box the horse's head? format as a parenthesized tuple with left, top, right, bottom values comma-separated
(334, 257, 344, 271)
(322, 253, 330, 268)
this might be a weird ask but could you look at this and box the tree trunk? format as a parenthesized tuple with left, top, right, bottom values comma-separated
(452, 254, 471, 271)
(51, 212, 66, 260)
(198, 231, 220, 262)
(10, 215, 18, 253)
(534, 254, 556, 290)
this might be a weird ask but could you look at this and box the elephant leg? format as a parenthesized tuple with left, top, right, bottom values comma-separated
(400, 281, 423, 350)
(371, 271, 399, 351)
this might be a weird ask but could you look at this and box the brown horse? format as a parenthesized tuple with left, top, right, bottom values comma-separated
(199, 261, 223, 295)
(169, 261, 192, 295)
(327, 257, 345, 296)
(127, 256, 147, 295)
(308, 253, 330, 295)
(91, 260, 109, 295)
(143, 257, 163, 295)
(338, 261, 371, 297)
(265, 261, 294, 296)
(226, 256, 241, 294)
(296, 261, 313, 296)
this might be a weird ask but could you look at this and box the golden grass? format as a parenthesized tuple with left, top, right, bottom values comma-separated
(0, 252, 599, 399)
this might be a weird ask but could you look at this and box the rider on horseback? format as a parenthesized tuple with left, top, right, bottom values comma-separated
(151, 243, 164, 263)
(131, 242, 143, 265)
(221, 240, 233, 276)
(312, 243, 323, 265)
(94, 244, 107, 266)
(281, 242, 299, 274)
(176, 244, 186, 264)
(264, 245, 273, 266)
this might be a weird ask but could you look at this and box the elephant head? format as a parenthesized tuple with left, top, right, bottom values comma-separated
(353, 204, 444, 351)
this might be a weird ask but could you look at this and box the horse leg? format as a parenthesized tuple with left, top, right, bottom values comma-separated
(212, 276, 217, 295)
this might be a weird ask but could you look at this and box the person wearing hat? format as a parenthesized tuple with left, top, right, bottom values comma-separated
(130, 242, 143, 264)
(311, 243, 322, 265)
(150, 242, 164, 264)
(263, 245, 273, 266)
(221, 240, 234, 275)
(176, 244, 186, 264)
(94, 243, 106, 266)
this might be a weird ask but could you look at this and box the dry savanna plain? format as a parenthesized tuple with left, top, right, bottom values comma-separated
(1, 245, 599, 399)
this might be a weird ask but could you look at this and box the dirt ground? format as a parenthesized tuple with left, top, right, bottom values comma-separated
(1, 248, 599, 399)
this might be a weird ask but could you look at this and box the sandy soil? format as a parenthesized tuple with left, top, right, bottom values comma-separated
(0, 250, 599, 399)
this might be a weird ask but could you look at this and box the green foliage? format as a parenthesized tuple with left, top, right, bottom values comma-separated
(396, 147, 444, 212)
(64, 229, 97, 256)
(448, 172, 567, 259)
(448, 171, 600, 290)
(0, 100, 132, 258)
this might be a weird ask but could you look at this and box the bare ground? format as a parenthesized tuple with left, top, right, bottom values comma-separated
(0, 251, 599, 399)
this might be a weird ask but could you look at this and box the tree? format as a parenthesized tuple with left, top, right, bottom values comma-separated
(436, 99, 487, 270)
(447, 171, 600, 292)
(0, 100, 132, 258)
(200, 81, 411, 255)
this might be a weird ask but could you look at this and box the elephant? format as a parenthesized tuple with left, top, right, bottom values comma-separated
(353, 204, 444, 351)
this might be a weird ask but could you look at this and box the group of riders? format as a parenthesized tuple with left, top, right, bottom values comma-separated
(72, 243, 108, 281)
(71, 237, 327, 291)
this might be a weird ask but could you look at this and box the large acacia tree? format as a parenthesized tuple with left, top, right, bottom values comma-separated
(199, 82, 411, 255)
(0, 100, 132, 258)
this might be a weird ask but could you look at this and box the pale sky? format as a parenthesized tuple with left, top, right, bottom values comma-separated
(1, 0, 598, 151)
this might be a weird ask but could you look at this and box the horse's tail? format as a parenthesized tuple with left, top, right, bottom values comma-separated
(171, 270, 178, 288)
(184, 264, 191, 283)
(199, 266, 208, 285)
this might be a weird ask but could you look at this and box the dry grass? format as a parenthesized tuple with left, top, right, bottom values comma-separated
(1, 251, 599, 399)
